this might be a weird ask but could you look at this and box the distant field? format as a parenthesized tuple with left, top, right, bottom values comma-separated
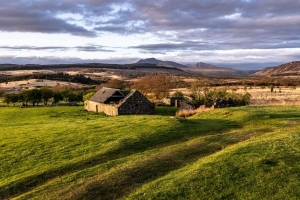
(170, 85, 300, 106)
(0, 79, 87, 93)
(1, 106, 300, 199)
(232, 86, 300, 106)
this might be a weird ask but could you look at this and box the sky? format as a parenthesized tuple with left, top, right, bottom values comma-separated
(0, 0, 300, 70)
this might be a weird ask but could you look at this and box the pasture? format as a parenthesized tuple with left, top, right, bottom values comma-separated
(1, 106, 300, 199)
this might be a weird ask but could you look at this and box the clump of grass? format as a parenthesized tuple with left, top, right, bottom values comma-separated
(176, 109, 197, 117)
(176, 106, 214, 117)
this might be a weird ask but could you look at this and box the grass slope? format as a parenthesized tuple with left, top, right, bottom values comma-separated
(0, 106, 300, 199)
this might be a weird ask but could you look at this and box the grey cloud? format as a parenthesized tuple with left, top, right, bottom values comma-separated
(0, 46, 68, 51)
(123, 0, 300, 53)
(2, 0, 300, 44)
(0, 1, 97, 37)
(131, 41, 213, 54)
(75, 45, 115, 52)
(131, 40, 300, 54)
(0, 55, 138, 65)
(1, 0, 300, 67)
(0, 45, 114, 52)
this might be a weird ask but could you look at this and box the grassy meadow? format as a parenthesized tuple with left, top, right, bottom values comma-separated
(1, 105, 300, 199)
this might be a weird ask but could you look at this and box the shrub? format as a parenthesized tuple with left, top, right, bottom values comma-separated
(191, 88, 251, 107)
(83, 92, 96, 101)
(172, 91, 184, 98)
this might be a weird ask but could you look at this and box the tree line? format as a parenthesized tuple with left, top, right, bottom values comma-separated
(2, 87, 84, 106)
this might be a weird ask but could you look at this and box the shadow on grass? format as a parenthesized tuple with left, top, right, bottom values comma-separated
(1, 118, 254, 199)
(269, 113, 300, 119)
(154, 106, 179, 116)
(72, 128, 274, 200)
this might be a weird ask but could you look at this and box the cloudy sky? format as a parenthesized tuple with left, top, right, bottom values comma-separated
(0, 0, 299, 70)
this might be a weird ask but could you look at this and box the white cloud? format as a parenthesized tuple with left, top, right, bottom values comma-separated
(0, 0, 299, 69)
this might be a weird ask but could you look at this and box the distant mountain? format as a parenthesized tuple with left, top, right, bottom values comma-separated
(186, 62, 252, 77)
(137, 58, 163, 65)
(187, 62, 220, 69)
(137, 59, 255, 77)
(255, 61, 300, 77)
(137, 58, 187, 68)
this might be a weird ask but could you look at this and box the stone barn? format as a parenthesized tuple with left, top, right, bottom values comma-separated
(84, 87, 155, 116)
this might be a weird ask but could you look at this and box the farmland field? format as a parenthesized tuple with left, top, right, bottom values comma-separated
(1, 106, 300, 199)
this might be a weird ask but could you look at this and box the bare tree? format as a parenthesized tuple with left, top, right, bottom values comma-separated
(132, 74, 172, 100)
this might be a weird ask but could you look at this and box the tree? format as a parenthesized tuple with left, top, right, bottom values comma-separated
(132, 74, 172, 100)
(61, 89, 73, 102)
(53, 91, 63, 104)
(67, 93, 83, 103)
(27, 89, 42, 106)
(3, 94, 19, 106)
(19, 90, 31, 106)
(190, 82, 209, 107)
(40, 87, 53, 105)
(3, 94, 11, 105)
(10, 94, 19, 106)
(0, 88, 5, 97)
(104, 79, 127, 89)
(60, 89, 83, 103)
(83, 92, 96, 101)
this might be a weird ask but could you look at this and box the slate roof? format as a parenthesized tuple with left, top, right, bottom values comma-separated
(89, 87, 124, 103)
(118, 89, 136, 106)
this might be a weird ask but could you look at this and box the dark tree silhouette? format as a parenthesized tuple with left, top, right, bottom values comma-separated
(40, 87, 54, 105)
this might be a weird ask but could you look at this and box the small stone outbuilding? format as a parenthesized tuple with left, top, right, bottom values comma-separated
(163, 97, 194, 110)
(84, 87, 155, 116)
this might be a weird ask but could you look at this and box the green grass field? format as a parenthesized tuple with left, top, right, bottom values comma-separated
(1, 105, 300, 199)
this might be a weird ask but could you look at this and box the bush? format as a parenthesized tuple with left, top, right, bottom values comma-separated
(191, 88, 251, 107)
(172, 91, 184, 98)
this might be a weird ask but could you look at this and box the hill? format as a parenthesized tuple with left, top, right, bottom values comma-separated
(187, 62, 220, 69)
(0, 59, 257, 78)
(137, 58, 162, 65)
(255, 61, 300, 76)
(138, 58, 252, 77)
(137, 58, 188, 69)
(186, 62, 252, 77)
(1, 106, 300, 199)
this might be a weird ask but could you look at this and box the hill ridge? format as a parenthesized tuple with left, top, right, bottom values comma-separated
(255, 61, 300, 76)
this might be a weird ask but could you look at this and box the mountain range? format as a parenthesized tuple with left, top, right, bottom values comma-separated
(137, 58, 255, 77)
(1, 58, 299, 77)
(138, 58, 300, 77)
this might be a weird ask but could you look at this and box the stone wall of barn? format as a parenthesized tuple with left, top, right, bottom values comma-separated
(175, 100, 194, 110)
(163, 97, 184, 106)
(84, 100, 118, 116)
(118, 91, 155, 115)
